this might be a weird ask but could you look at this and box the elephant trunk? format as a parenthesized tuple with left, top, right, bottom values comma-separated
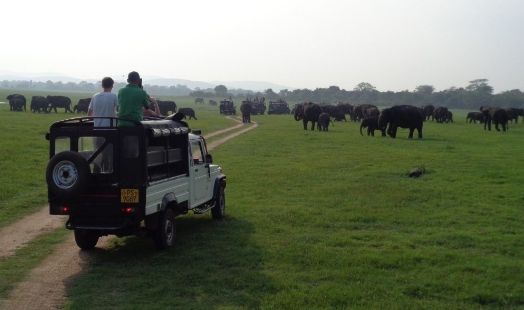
(360, 123, 364, 136)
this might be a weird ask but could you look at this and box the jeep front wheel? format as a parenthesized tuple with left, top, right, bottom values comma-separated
(211, 186, 226, 219)
(154, 208, 176, 250)
(74, 229, 99, 250)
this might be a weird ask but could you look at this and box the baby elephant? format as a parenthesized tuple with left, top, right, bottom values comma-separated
(360, 117, 380, 136)
(317, 112, 333, 131)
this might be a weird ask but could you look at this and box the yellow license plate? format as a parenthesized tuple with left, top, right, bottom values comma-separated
(121, 189, 139, 203)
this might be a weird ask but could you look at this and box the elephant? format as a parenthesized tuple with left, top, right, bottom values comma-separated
(320, 105, 346, 121)
(317, 112, 333, 131)
(480, 106, 508, 132)
(337, 103, 353, 120)
(74, 98, 91, 113)
(432, 106, 452, 123)
(6, 94, 26, 111)
(378, 105, 424, 139)
(466, 112, 484, 124)
(294, 102, 322, 130)
(156, 100, 177, 115)
(506, 108, 524, 123)
(178, 107, 197, 120)
(47, 95, 73, 113)
(360, 116, 379, 136)
(240, 102, 252, 124)
(422, 105, 435, 121)
(353, 104, 378, 121)
(194, 97, 204, 104)
(31, 96, 50, 113)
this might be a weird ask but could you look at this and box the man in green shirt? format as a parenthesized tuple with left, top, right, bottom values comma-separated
(117, 71, 159, 127)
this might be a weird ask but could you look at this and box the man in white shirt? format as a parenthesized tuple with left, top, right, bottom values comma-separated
(88, 77, 117, 172)
(88, 77, 117, 126)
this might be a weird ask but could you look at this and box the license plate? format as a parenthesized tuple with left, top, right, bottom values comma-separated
(120, 189, 139, 203)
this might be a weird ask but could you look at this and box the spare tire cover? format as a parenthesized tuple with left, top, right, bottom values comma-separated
(46, 151, 90, 199)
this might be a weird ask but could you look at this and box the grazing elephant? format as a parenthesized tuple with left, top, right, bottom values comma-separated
(31, 96, 50, 113)
(360, 116, 379, 136)
(466, 112, 484, 124)
(47, 96, 73, 113)
(240, 102, 252, 124)
(422, 105, 435, 121)
(432, 106, 452, 123)
(506, 108, 524, 123)
(337, 103, 354, 120)
(317, 113, 333, 131)
(6, 94, 26, 111)
(178, 107, 197, 120)
(481, 106, 508, 132)
(294, 102, 322, 130)
(74, 98, 91, 113)
(320, 105, 346, 121)
(378, 105, 424, 139)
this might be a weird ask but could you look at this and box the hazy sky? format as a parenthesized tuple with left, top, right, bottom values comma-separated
(2, 0, 523, 92)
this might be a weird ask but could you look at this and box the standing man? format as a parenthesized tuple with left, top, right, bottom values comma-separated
(88, 76, 117, 172)
(117, 71, 160, 127)
(88, 76, 117, 126)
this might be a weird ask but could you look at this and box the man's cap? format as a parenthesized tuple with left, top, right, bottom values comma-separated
(127, 71, 141, 83)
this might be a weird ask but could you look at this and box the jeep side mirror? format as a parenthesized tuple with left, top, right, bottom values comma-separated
(205, 154, 213, 164)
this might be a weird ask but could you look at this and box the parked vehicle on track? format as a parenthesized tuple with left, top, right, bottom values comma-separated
(268, 99, 290, 114)
(45, 114, 227, 250)
(219, 99, 236, 115)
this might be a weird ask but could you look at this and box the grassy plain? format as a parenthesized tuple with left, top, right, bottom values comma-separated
(0, 90, 235, 227)
(62, 113, 524, 308)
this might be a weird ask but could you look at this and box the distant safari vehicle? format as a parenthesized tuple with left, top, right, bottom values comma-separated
(219, 99, 236, 115)
(268, 100, 290, 114)
(45, 114, 227, 250)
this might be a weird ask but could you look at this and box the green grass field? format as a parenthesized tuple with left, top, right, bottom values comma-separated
(1, 90, 523, 308)
(60, 113, 523, 308)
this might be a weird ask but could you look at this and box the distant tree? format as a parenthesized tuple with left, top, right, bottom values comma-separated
(354, 82, 376, 92)
(214, 85, 228, 97)
(466, 79, 493, 94)
(415, 85, 434, 95)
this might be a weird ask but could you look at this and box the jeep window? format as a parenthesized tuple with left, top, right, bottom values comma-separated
(191, 141, 204, 165)
(78, 136, 114, 174)
(55, 136, 70, 154)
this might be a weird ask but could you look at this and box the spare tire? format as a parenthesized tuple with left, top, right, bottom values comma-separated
(46, 151, 90, 199)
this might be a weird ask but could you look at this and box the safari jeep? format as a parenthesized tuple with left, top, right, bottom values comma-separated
(45, 114, 226, 250)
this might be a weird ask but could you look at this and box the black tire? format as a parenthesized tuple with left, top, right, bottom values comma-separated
(74, 229, 99, 250)
(46, 151, 89, 200)
(211, 186, 226, 219)
(154, 208, 176, 250)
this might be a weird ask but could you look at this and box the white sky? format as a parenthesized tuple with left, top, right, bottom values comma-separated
(1, 0, 523, 92)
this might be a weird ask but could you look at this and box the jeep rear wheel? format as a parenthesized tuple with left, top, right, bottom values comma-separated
(74, 229, 99, 250)
(154, 208, 176, 250)
(211, 186, 226, 219)
(46, 151, 89, 200)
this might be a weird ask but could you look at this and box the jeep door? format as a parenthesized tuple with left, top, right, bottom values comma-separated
(189, 139, 210, 206)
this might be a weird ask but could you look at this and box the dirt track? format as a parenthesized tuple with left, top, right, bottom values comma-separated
(0, 118, 257, 310)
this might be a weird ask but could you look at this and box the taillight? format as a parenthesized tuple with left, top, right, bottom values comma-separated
(121, 207, 134, 214)
(61, 205, 70, 214)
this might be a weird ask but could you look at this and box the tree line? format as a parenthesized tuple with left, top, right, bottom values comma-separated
(2, 78, 523, 109)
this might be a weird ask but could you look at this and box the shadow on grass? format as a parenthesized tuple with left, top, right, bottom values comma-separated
(66, 216, 275, 309)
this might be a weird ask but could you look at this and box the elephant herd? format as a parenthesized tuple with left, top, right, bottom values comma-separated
(292, 102, 524, 138)
(293, 102, 424, 138)
(4, 94, 200, 120)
